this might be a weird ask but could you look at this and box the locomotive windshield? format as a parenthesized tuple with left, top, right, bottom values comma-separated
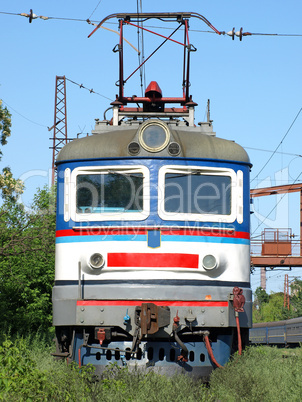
(164, 173, 231, 215)
(76, 172, 143, 213)
(158, 166, 238, 223)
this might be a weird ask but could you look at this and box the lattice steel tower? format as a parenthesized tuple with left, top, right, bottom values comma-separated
(51, 76, 68, 185)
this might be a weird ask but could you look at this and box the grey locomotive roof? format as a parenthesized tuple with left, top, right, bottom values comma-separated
(56, 126, 250, 164)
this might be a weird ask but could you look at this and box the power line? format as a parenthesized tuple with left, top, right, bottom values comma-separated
(251, 108, 302, 184)
(1, 11, 302, 37)
(248, 32, 302, 37)
(65, 77, 113, 101)
(87, 0, 103, 20)
(0, 10, 90, 22)
(1, 99, 47, 128)
(251, 171, 302, 236)
(141, 2, 146, 93)
(137, 0, 146, 96)
(244, 146, 302, 158)
(152, 26, 302, 37)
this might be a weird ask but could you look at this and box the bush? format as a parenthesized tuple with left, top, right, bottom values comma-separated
(209, 346, 302, 401)
(0, 337, 49, 400)
(0, 334, 97, 401)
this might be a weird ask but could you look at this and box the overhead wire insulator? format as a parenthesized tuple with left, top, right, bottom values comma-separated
(20, 9, 49, 22)
(226, 28, 252, 40)
(20, 9, 37, 23)
(236, 28, 243, 41)
(227, 27, 235, 40)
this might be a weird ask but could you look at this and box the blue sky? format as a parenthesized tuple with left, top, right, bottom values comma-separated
(1, 1, 302, 293)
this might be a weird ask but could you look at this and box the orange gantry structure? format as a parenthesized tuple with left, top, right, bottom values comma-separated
(250, 183, 302, 268)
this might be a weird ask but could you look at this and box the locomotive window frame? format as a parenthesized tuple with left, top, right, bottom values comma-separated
(158, 165, 240, 223)
(67, 165, 150, 222)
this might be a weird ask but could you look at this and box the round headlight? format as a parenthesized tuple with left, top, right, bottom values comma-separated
(89, 253, 105, 269)
(202, 254, 218, 270)
(168, 142, 181, 156)
(139, 121, 170, 152)
(128, 141, 140, 155)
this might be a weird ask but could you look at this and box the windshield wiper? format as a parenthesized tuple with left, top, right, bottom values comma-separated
(108, 170, 144, 179)
(166, 170, 202, 179)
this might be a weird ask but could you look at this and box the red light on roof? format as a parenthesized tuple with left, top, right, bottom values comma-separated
(145, 81, 162, 99)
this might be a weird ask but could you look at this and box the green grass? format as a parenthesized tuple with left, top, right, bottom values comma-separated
(209, 346, 302, 401)
(1, 334, 302, 401)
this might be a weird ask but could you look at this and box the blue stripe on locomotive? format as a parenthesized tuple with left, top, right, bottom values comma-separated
(56, 157, 251, 233)
(56, 234, 250, 245)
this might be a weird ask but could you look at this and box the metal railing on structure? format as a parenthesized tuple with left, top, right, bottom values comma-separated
(251, 239, 302, 257)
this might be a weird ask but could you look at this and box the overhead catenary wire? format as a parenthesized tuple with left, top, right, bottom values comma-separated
(140, 2, 146, 93)
(123, 23, 183, 84)
(247, 32, 302, 37)
(137, 0, 146, 96)
(1, 10, 302, 37)
(1, 99, 48, 128)
(244, 146, 302, 158)
(251, 108, 302, 184)
(87, 0, 103, 20)
(0, 10, 91, 22)
(65, 77, 113, 101)
(251, 171, 302, 236)
(1, 73, 112, 130)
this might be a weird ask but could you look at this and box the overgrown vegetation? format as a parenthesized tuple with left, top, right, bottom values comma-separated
(1, 334, 302, 401)
(209, 345, 302, 401)
(0, 102, 55, 336)
(0, 186, 56, 335)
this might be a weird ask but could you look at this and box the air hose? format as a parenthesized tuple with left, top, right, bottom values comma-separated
(203, 334, 223, 368)
(173, 329, 189, 362)
(236, 313, 242, 355)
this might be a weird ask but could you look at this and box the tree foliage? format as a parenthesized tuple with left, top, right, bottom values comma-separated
(0, 186, 56, 334)
(0, 99, 11, 151)
(0, 103, 55, 334)
(0, 100, 24, 200)
(290, 278, 302, 317)
(253, 281, 302, 323)
(254, 287, 269, 307)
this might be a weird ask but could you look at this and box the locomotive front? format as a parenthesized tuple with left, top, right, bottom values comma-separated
(52, 13, 252, 377)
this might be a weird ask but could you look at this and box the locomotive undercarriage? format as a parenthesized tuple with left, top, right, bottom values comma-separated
(54, 325, 249, 377)
(53, 294, 250, 376)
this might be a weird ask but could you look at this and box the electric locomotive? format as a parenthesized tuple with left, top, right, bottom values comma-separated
(53, 12, 252, 377)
